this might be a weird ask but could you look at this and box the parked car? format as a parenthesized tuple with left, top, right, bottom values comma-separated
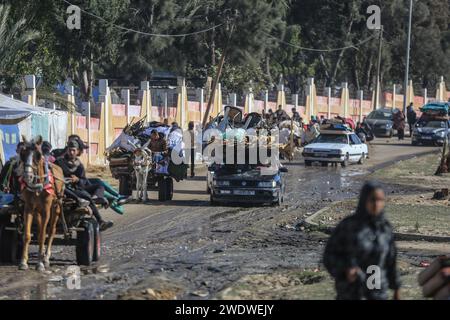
(412, 119, 450, 146)
(302, 131, 368, 167)
(209, 164, 287, 206)
(365, 108, 397, 137)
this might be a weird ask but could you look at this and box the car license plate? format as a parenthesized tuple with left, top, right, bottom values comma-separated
(234, 190, 255, 196)
(314, 153, 324, 157)
(422, 136, 432, 140)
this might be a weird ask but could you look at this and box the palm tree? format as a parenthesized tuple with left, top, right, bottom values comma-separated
(0, 4, 39, 75)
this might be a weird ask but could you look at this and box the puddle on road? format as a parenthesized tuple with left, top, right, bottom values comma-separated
(0, 281, 63, 300)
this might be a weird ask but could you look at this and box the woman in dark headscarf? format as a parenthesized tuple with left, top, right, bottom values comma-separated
(323, 181, 401, 300)
(393, 110, 406, 140)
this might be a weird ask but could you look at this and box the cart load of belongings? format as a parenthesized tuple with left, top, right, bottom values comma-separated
(278, 120, 303, 144)
(106, 119, 187, 181)
(420, 102, 449, 118)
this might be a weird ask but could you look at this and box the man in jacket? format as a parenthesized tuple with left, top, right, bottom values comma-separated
(55, 140, 113, 231)
(406, 103, 417, 137)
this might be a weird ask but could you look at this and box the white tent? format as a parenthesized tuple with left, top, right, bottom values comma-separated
(0, 94, 68, 164)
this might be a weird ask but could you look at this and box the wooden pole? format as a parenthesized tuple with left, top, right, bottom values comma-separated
(202, 22, 236, 128)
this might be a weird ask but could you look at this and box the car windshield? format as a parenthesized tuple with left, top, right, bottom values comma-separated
(417, 120, 448, 129)
(314, 134, 348, 144)
(367, 110, 392, 120)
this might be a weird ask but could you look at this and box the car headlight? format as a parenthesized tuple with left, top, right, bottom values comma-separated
(435, 130, 446, 138)
(214, 180, 230, 187)
(258, 181, 276, 188)
(386, 123, 393, 129)
(304, 148, 313, 153)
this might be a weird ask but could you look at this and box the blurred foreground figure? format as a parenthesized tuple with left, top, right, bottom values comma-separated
(323, 181, 401, 300)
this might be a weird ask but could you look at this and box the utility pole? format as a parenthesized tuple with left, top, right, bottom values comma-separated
(202, 12, 237, 128)
(403, 0, 413, 114)
(374, 26, 383, 110)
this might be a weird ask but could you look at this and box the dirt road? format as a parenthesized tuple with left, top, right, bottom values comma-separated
(0, 138, 445, 300)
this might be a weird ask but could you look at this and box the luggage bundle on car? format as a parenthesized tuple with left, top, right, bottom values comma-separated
(320, 121, 353, 135)
(420, 102, 449, 119)
(418, 255, 450, 300)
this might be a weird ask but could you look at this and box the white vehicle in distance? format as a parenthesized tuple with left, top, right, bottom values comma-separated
(302, 130, 368, 167)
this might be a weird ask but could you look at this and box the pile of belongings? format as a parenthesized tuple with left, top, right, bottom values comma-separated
(278, 120, 303, 145)
(106, 119, 187, 180)
(320, 118, 353, 133)
(420, 102, 449, 117)
(418, 255, 450, 300)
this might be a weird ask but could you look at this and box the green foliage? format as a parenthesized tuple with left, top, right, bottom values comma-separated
(0, 0, 449, 96)
(0, 4, 40, 91)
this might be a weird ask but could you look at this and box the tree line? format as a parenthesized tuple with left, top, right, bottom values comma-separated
(0, 0, 449, 101)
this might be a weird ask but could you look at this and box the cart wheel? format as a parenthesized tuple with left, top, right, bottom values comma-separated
(90, 219, 101, 262)
(76, 220, 95, 266)
(165, 178, 174, 201)
(0, 223, 21, 264)
(119, 176, 132, 196)
(158, 178, 168, 202)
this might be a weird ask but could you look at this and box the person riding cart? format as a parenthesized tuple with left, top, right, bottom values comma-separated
(59, 135, 128, 214)
(55, 140, 113, 231)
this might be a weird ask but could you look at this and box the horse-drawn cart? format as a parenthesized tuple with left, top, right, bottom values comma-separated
(107, 119, 187, 202)
(0, 195, 101, 266)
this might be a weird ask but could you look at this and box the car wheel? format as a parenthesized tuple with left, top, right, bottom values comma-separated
(358, 153, 365, 165)
(304, 160, 312, 167)
(341, 154, 349, 168)
(412, 140, 418, 146)
(210, 194, 218, 206)
(321, 162, 328, 167)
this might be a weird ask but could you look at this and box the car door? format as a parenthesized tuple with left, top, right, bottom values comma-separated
(349, 134, 363, 162)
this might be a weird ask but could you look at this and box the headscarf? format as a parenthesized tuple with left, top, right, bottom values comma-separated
(355, 181, 386, 224)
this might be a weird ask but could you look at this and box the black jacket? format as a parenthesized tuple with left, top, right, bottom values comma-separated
(55, 156, 90, 189)
(323, 211, 400, 300)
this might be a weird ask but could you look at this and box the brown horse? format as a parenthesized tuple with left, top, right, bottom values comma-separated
(18, 136, 64, 271)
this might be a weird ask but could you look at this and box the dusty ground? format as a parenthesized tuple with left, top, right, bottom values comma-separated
(0, 138, 448, 300)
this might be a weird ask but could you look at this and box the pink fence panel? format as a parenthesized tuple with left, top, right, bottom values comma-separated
(90, 118, 100, 131)
(76, 116, 86, 129)
(254, 100, 265, 113)
(112, 104, 126, 117)
(188, 101, 200, 112)
(129, 105, 141, 117)
(89, 143, 98, 156)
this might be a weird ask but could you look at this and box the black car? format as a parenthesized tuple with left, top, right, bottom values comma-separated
(210, 164, 287, 206)
(365, 108, 397, 137)
(412, 119, 450, 146)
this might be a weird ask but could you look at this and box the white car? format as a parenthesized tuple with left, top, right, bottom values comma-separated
(302, 131, 368, 167)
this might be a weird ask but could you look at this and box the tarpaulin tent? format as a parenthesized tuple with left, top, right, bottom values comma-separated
(0, 94, 68, 165)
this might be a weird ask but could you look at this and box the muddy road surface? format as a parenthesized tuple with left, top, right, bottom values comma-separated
(0, 139, 442, 299)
